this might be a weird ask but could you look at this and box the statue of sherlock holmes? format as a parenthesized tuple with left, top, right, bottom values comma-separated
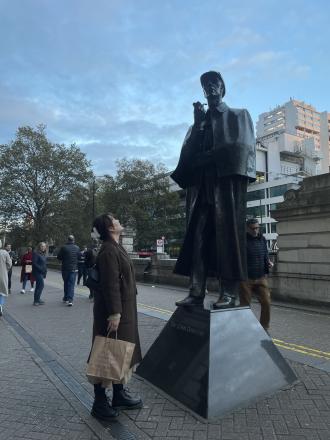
(171, 71, 256, 309)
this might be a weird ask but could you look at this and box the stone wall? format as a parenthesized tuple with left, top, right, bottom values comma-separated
(271, 173, 330, 306)
(132, 255, 220, 291)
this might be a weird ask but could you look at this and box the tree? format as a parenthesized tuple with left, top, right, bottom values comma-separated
(0, 125, 93, 245)
(97, 159, 185, 250)
(56, 184, 94, 246)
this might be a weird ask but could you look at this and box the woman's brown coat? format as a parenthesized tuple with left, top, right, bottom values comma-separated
(92, 238, 142, 367)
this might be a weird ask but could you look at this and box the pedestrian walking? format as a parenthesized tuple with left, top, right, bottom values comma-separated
(20, 247, 35, 294)
(85, 243, 99, 300)
(89, 213, 142, 421)
(239, 218, 273, 331)
(57, 235, 80, 306)
(32, 242, 47, 306)
(4, 243, 14, 293)
(0, 247, 12, 316)
(77, 247, 88, 285)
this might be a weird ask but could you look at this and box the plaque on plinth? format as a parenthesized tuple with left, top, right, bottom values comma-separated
(137, 306, 297, 419)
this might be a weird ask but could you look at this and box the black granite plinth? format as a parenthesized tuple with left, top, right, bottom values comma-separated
(137, 306, 297, 419)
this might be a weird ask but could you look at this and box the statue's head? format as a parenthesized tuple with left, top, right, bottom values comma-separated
(200, 71, 226, 107)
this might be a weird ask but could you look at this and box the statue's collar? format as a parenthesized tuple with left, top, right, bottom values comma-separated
(214, 101, 228, 113)
(206, 101, 228, 114)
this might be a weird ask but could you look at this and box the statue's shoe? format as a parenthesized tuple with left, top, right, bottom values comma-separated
(175, 296, 204, 307)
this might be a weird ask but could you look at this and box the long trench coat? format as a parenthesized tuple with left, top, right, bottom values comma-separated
(171, 102, 256, 279)
(0, 250, 12, 296)
(20, 251, 35, 283)
(92, 238, 142, 368)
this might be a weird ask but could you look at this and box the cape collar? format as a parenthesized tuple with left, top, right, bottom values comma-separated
(208, 101, 228, 114)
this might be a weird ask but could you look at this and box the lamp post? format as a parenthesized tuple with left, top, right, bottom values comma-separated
(92, 176, 96, 221)
(91, 174, 110, 221)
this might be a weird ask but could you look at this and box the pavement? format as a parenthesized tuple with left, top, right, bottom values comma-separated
(0, 267, 329, 440)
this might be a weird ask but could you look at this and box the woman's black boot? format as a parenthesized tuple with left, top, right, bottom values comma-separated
(91, 384, 119, 420)
(112, 384, 143, 410)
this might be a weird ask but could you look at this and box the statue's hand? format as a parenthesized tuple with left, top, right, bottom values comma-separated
(193, 101, 206, 126)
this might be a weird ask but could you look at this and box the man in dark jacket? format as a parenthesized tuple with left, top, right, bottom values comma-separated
(85, 244, 99, 300)
(57, 235, 80, 306)
(77, 246, 88, 286)
(239, 218, 273, 330)
(172, 70, 256, 309)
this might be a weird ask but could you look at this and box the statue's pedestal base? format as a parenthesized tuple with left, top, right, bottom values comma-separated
(137, 306, 297, 419)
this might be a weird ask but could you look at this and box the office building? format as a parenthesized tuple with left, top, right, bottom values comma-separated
(248, 99, 330, 247)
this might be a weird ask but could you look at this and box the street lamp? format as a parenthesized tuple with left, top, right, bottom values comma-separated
(91, 174, 110, 220)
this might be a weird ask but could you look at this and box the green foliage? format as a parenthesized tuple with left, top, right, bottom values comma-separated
(97, 159, 185, 249)
(0, 125, 93, 245)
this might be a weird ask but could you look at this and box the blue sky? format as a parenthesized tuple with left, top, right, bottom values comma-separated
(0, 0, 329, 174)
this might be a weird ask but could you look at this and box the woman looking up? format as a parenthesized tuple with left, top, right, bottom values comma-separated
(89, 213, 142, 421)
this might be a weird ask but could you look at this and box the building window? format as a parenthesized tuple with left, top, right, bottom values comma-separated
(270, 223, 277, 233)
(269, 184, 289, 197)
(247, 189, 265, 202)
(255, 172, 266, 183)
(246, 205, 266, 218)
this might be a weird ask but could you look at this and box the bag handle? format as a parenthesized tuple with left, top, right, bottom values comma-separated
(106, 329, 118, 339)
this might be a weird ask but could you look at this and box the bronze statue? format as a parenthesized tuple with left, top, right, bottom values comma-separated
(171, 71, 256, 308)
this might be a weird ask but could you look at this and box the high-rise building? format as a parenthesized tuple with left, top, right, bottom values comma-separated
(247, 99, 330, 248)
(320, 111, 330, 171)
(256, 98, 330, 175)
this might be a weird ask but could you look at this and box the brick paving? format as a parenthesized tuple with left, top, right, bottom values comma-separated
(126, 315, 330, 440)
(1, 268, 329, 439)
(0, 319, 100, 440)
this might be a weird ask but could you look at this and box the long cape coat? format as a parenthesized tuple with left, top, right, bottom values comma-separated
(0, 250, 12, 296)
(171, 102, 256, 278)
(92, 238, 142, 368)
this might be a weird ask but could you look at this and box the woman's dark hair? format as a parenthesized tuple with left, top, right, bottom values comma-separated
(92, 213, 114, 241)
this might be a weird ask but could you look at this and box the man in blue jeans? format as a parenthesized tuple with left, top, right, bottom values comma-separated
(57, 235, 80, 306)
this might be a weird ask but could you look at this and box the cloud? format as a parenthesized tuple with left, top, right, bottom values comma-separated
(0, 0, 328, 178)
(218, 27, 264, 49)
(79, 119, 189, 174)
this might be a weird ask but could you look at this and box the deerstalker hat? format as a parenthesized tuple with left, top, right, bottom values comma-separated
(200, 71, 226, 97)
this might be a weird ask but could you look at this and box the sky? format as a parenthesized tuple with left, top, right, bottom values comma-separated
(0, 0, 329, 175)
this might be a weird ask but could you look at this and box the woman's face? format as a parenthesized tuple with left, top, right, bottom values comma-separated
(40, 243, 46, 252)
(108, 216, 124, 234)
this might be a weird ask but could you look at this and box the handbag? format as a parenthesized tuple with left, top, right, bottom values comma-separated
(25, 264, 32, 274)
(85, 266, 100, 291)
(86, 332, 135, 383)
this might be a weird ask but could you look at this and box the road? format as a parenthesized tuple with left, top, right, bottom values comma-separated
(15, 267, 330, 372)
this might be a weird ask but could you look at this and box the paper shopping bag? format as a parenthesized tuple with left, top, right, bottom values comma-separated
(86, 335, 135, 383)
(25, 265, 32, 273)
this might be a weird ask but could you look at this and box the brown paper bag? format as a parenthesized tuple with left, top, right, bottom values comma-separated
(86, 334, 135, 383)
